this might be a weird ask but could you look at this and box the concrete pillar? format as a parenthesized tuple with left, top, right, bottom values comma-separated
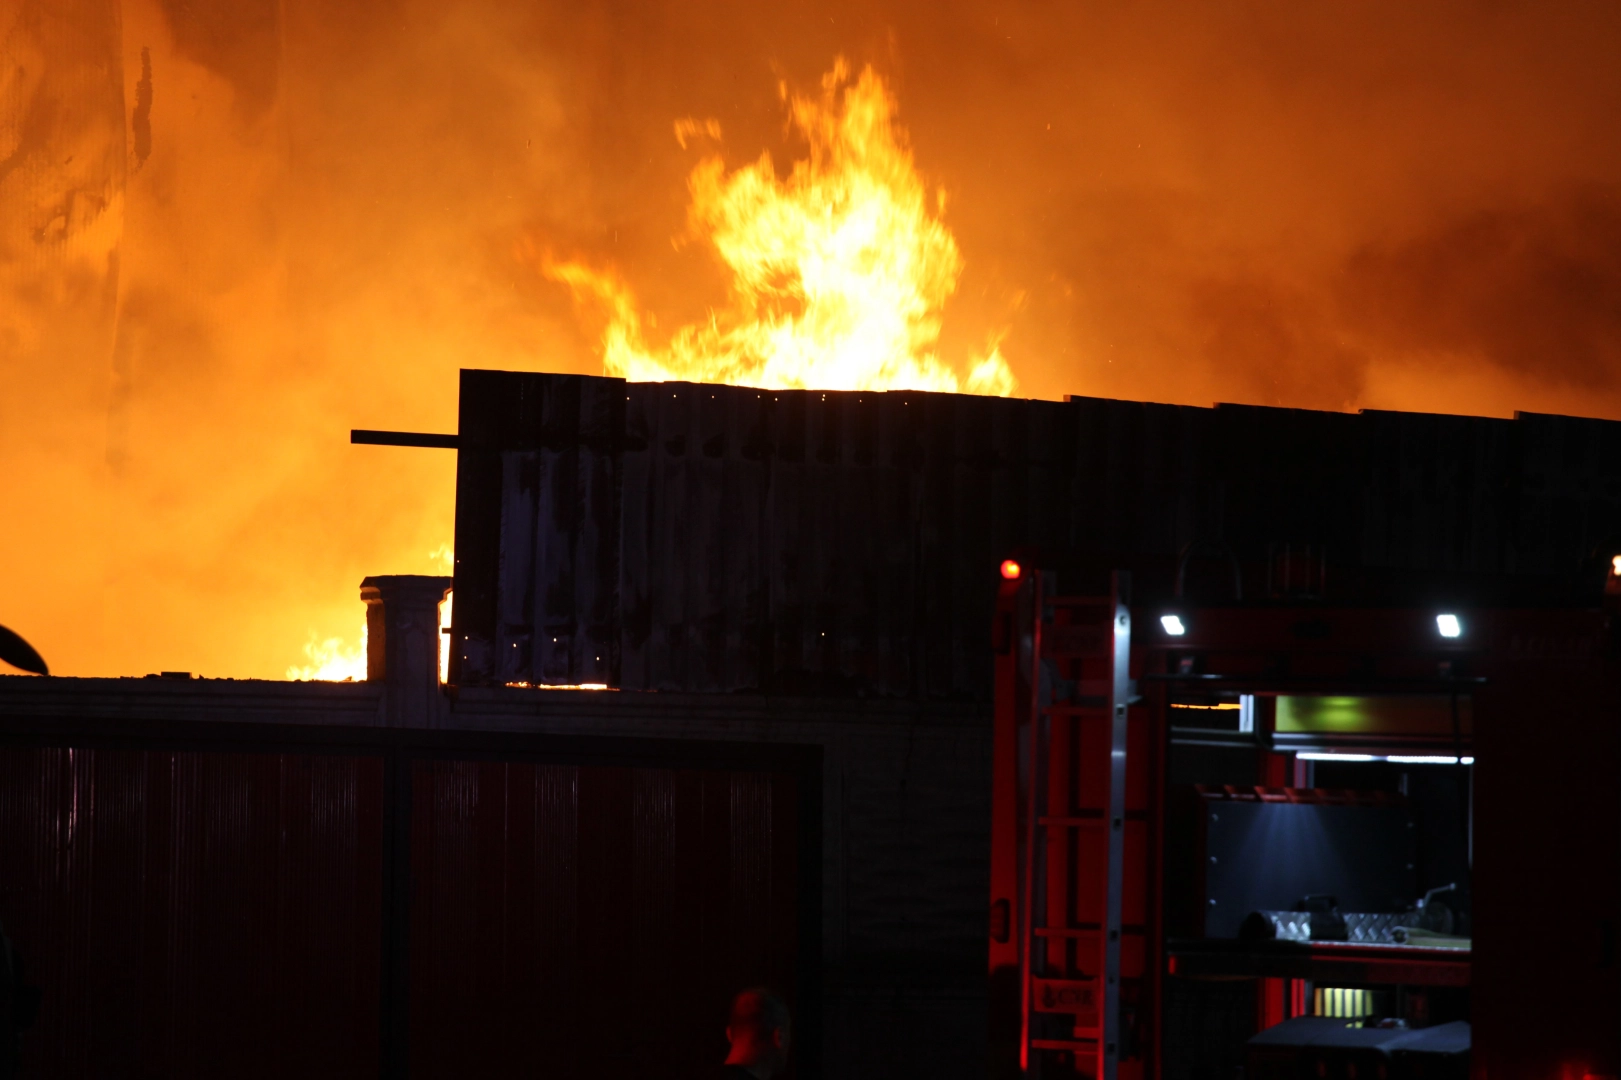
(361, 575, 452, 728)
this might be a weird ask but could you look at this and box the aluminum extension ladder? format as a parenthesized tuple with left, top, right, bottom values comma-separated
(1015, 570, 1139, 1080)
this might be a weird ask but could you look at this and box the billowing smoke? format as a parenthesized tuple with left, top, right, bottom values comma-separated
(5, 0, 1621, 677)
(1343, 188, 1621, 397)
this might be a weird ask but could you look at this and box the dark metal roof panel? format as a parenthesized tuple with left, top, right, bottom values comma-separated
(451, 370, 1621, 697)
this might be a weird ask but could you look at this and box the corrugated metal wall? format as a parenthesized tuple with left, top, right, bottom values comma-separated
(431, 686, 988, 1080)
(0, 730, 811, 1080)
(0, 747, 384, 1079)
(407, 761, 797, 1079)
(451, 371, 1621, 694)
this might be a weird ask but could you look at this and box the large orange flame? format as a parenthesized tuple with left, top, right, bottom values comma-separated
(295, 64, 1012, 682)
(547, 60, 1018, 395)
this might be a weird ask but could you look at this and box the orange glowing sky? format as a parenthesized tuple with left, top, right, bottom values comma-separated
(6, 0, 1621, 678)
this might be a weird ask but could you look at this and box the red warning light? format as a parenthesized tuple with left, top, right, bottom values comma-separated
(1000, 559, 1022, 580)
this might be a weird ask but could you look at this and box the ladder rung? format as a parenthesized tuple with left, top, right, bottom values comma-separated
(1047, 595, 1114, 608)
(1038, 811, 1146, 827)
(1040, 811, 1103, 823)
(1042, 700, 1111, 715)
(1032, 1036, 1100, 1051)
(1040, 628, 1114, 658)
(1034, 924, 1147, 938)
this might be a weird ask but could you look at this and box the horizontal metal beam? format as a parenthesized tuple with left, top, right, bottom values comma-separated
(351, 429, 459, 449)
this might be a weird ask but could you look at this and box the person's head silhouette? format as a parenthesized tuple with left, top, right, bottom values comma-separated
(724, 988, 790, 1079)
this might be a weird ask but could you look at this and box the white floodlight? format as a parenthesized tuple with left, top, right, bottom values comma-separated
(1436, 613, 1462, 638)
(1160, 614, 1187, 636)
(1296, 752, 1378, 762)
(1387, 755, 1460, 765)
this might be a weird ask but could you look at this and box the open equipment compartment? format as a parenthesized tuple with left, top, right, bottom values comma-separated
(988, 570, 1617, 1079)
(1155, 651, 1476, 1077)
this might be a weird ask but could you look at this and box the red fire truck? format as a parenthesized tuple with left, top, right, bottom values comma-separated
(989, 564, 1618, 1078)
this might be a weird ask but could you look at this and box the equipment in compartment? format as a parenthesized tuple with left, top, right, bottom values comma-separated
(1242, 910, 1430, 946)
(1175, 786, 1417, 940)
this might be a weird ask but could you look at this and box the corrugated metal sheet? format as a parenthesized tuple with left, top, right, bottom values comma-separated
(452, 371, 1621, 695)
(0, 747, 384, 1079)
(0, 724, 815, 1080)
(407, 761, 798, 1079)
(453, 373, 624, 690)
